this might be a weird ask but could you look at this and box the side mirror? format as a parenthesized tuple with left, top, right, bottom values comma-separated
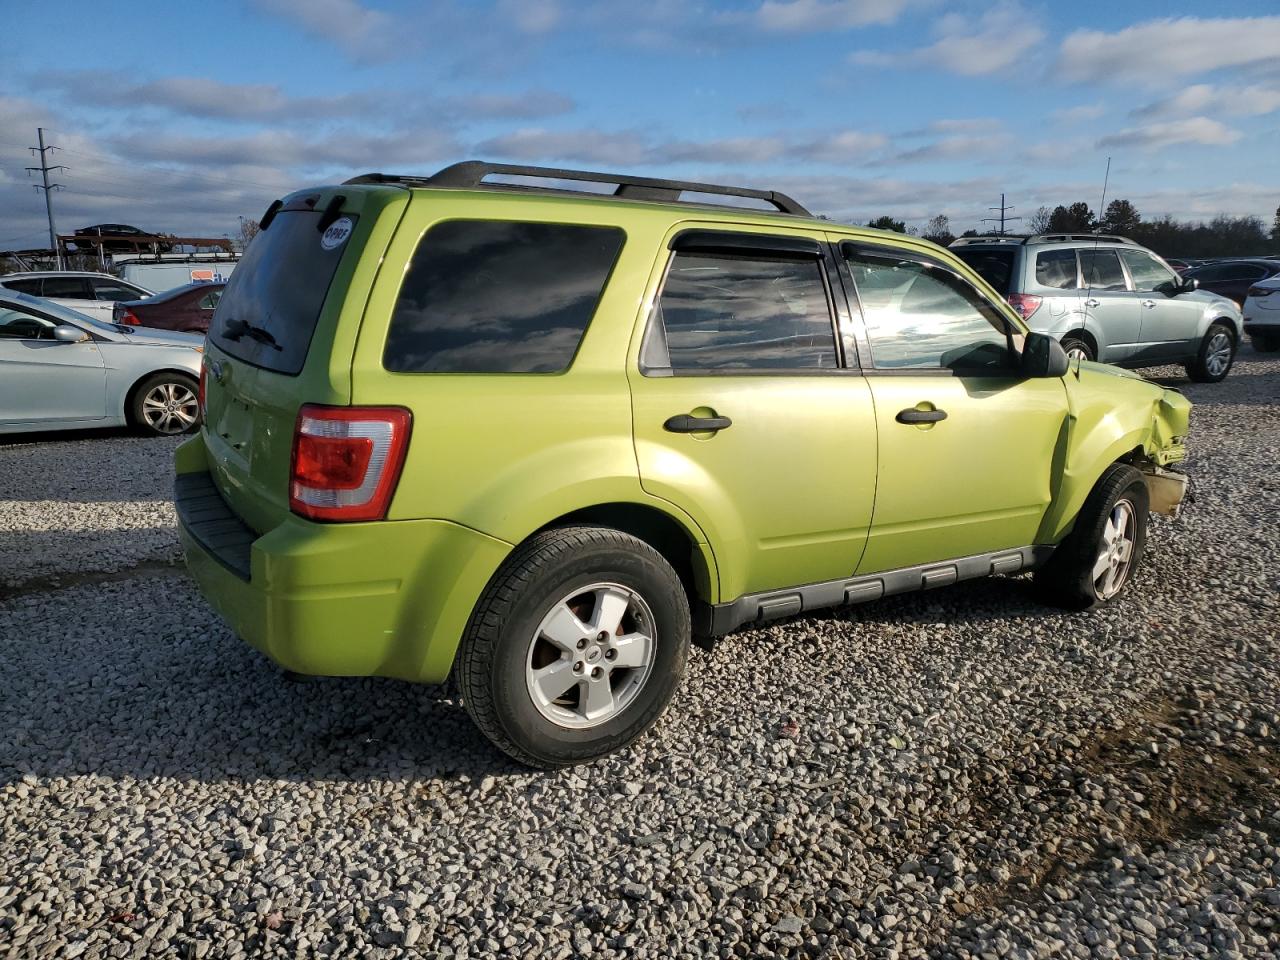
(53, 325, 88, 342)
(1178, 276, 1200, 294)
(1021, 331, 1070, 378)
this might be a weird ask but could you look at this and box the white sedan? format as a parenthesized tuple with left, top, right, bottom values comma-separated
(1243, 275, 1280, 353)
(0, 290, 204, 437)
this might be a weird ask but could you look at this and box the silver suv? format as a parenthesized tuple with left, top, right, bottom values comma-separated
(951, 234, 1243, 382)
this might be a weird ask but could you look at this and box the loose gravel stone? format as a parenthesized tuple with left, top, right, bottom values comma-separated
(1, 349, 1278, 958)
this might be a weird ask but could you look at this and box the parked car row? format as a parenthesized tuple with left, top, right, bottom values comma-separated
(950, 234, 1244, 382)
(0, 270, 223, 332)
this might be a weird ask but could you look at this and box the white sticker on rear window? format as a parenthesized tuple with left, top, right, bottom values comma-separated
(320, 217, 353, 251)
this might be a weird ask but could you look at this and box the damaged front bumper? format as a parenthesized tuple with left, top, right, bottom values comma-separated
(1143, 465, 1191, 517)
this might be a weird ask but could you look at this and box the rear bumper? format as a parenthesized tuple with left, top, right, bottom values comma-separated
(174, 435, 512, 684)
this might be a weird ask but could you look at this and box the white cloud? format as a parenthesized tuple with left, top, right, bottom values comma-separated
(1098, 117, 1242, 150)
(1051, 104, 1105, 124)
(1057, 16, 1280, 84)
(1133, 83, 1280, 119)
(498, 0, 561, 33)
(851, 3, 1044, 76)
(255, 0, 398, 61)
(752, 0, 920, 32)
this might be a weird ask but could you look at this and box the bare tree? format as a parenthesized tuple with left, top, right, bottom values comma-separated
(237, 217, 261, 252)
(1028, 205, 1052, 233)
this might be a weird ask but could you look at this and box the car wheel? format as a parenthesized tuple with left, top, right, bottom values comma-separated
(1060, 336, 1094, 363)
(129, 372, 200, 436)
(1035, 463, 1149, 611)
(1185, 322, 1236, 382)
(456, 525, 690, 768)
(1251, 334, 1279, 353)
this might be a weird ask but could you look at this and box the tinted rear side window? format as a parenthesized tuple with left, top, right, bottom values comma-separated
(1036, 249, 1079, 289)
(209, 209, 354, 375)
(384, 221, 624, 374)
(952, 250, 1015, 295)
(2, 278, 43, 295)
(648, 253, 837, 372)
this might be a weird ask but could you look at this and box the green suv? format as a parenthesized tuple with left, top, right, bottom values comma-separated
(176, 162, 1191, 768)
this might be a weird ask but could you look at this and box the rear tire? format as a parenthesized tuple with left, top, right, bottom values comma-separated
(1251, 334, 1279, 353)
(129, 372, 200, 437)
(1035, 464, 1149, 611)
(456, 526, 690, 768)
(1060, 336, 1094, 363)
(1185, 322, 1236, 382)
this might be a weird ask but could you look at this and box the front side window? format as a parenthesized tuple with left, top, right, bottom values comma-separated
(1078, 249, 1128, 291)
(647, 252, 837, 372)
(1035, 249, 1079, 289)
(846, 251, 1017, 372)
(0, 307, 58, 340)
(2, 278, 43, 295)
(1119, 249, 1177, 292)
(385, 220, 624, 374)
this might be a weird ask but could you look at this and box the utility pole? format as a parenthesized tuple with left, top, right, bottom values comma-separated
(981, 193, 1022, 235)
(26, 127, 67, 269)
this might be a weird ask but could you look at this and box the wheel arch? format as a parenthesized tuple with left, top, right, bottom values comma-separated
(533, 501, 718, 607)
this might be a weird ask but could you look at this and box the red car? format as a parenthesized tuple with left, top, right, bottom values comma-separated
(114, 281, 224, 334)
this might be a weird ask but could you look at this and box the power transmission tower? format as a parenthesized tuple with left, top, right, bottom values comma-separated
(981, 193, 1021, 235)
(26, 127, 67, 269)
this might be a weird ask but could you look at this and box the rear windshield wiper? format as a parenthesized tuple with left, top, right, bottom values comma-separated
(221, 317, 282, 351)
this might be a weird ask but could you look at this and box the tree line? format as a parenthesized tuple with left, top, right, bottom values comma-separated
(864, 203, 1280, 259)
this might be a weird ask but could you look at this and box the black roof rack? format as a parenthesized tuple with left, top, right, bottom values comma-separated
(344, 160, 812, 217)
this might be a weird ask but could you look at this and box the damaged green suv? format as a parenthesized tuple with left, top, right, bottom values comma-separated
(176, 161, 1191, 767)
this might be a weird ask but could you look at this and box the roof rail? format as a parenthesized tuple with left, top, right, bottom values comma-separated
(344, 160, 812, 217)
(1027, 233, 1137, 245)
(949, 235, 1029, 246)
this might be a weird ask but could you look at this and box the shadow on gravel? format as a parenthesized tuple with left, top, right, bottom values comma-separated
(0, 426, 139, 446)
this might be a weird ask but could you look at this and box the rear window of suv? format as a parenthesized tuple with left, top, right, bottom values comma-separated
(952, 249, 1015, 295)
(209, 209, 353, 375)
(384, 220, 624, 374)
(1035, 249, 1079, 289)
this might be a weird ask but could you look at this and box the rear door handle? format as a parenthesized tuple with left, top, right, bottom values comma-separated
(896, 408, 948, 424)
(664, 414, 732, 433)
(1141, 299, 1157, 308)
(1084, 298, 1101, 308)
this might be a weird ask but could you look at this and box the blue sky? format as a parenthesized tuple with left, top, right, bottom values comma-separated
(2, 0, 1278, 248)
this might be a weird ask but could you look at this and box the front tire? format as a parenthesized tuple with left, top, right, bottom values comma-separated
(1185, 322, 1236, 382)
(1035, 464, 1149, 611)
(1060, 335, 1094, 363)
(456, 526, 691, 768)
(129, 372, 200, 436)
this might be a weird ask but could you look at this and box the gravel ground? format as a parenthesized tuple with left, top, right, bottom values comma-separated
(1, 349, 1278, 959)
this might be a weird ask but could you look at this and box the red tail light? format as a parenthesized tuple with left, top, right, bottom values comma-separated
(289, 405, 412, 522)
(119, 308, 141, 326)
(198, 357, 207, 417)
(1007, 293, 1043, 320)
(1246, 285, 1274, 298)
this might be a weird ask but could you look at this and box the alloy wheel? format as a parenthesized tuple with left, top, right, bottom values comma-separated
(1092, 499, 1136, 600)
(524, 582, 657, 729)
(1205, 332, 1232, 377)
(142, 381, 198, 434)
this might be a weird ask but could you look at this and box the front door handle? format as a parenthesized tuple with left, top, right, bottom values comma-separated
(664, 413, 732, 433)
(896, 408, 948, 424)
(1141, 299, 1157, 308)
(1084, 298, 1101, 308)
